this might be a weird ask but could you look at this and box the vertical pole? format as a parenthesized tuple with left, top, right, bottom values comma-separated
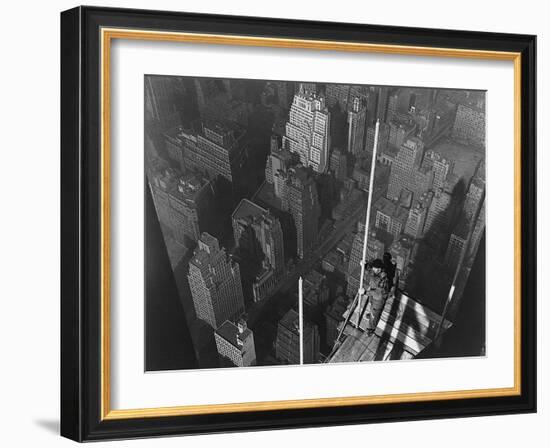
(356, 119, 380, 327)
(299, 276, 304, 365)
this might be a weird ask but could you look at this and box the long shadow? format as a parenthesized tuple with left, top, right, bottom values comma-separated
(406, 178, 467, 314)
(380, 178, 476, 360)
(233, 227, 265, 307)
(420, 232, 486, 358)
(145, 184, 198, 371)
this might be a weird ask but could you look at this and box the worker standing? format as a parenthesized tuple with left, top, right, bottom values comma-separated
(365, 259, 390, 334)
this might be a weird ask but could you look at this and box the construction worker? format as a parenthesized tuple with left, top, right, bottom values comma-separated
(365, 259, 390, 334)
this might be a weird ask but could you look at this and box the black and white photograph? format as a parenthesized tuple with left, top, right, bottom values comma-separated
(144, 76, 487, 371)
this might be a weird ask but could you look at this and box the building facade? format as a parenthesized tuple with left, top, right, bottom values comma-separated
(452, 103, 486, 147)
(275, 309, 320, 365)
(148, 167, 213, 247)
(347, 97, 367, 156)
(188, 233, 245, 329)
(232, 199, 285, 275)
(214, 319, 256, 367)
(283, 88, 331, 173)
(184, 121, 246, 184)
(387, 137, 426, 200)
(281, 167, 321, 259)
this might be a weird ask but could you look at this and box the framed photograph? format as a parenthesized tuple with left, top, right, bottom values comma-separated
(60, 6, 536, 441)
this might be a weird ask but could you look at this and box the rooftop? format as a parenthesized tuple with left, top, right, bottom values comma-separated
(375, 196, 408, 223)
(279, 309, 315, 337)
(232, 198, 268, 222)
(215, 320, 252, 350)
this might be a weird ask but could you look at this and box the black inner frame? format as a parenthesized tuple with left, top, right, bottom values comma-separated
(60, 6, 536, 442)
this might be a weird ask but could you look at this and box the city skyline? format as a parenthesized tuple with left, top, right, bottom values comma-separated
(145, 75, 486, 371)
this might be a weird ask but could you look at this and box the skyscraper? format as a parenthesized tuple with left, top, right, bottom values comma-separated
(325, 83, 351, 110)
(188, 233, 245, 329)
(374, 196, 409, 240)
(444, 218, 470, 272)
(404, 191, 433, 239)
(232, 199, 285, 275)
(423, 149, 454, 190)
(148, 167, 213, 247)
(265, 145, 295, 198)
(425, 187, 452, 234)
(387, 90, 399, 122)
(347, 97, 367, 156)
(281, 167, 321, 259)
(469, 199, 485, 258)
(387, 137, 426, 200)
(302, 270, 330, 308)
(375, 86, 390, 122)
(329, 148, 348, 181)
(389, 235, 415, 282)
(464, 160, 486, 221)
(275, 309, 320, 364)
(452, 103, 486, 147)
(145, 76, 180, 127)
(184, 121, 246, 184)
(214, 319, 257, 367)
(365, 122, 389, 155)
(283, 88, 331, 173)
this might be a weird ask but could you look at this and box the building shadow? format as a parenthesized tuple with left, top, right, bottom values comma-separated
(405, 178, 467, 314)
(145, 185, 198, 371)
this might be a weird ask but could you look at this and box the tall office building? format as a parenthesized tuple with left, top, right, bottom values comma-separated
(347, 97, 367, 156)
(388, 120, 416, 148)
(275, 309, 320, 365)
(232, 199, 285, 275)
(387, 90, 399, 122)
(325, 84, 351, 110)
(389, 235, 415, 282)
(148, 167, 213, 247)
(464, 160, 486, 221)
(188, 233, 245, 329)
(163, 125, 187, 167)
(194, 78, 222, 118)
(404, 191, 434, 239)
(302, 270, 330, 308)
(365, 122, 390, 155)
(184, 121, 246, 184)
(444, 218, 470, 272)
(214, 319, 257, 367)
(281, 167, 321, 259)
(329, 148, 348, 181)
(425, 187, 452, 234)
(375, 86, 390, 122)
(464, 177, 485, 219)
(468, 199, 485, 258)
(347, 231, 365, 276)
(265, 145, 296, 198)
(387, 137, 426, 200)
(452, 103, 486, 147)
(283, 88, 331, 173)
(374, 196, 409, 240)
(425, 151, 453, 191)
(145, 76, 179, 126)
